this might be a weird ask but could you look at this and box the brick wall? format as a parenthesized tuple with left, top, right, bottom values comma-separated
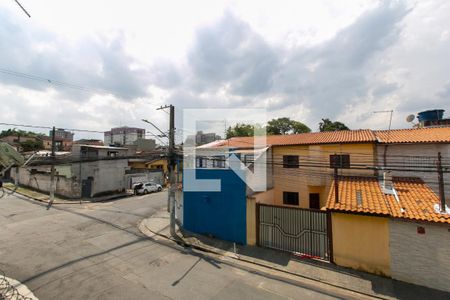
(389, 219, 450, 292)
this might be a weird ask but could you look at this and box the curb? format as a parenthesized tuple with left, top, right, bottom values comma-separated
(3, 186, 133, 205)
(140, 219, 391, 300)
(3, 186, 88, 205)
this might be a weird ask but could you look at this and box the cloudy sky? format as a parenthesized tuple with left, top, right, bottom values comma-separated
(0, 0, 449, 142)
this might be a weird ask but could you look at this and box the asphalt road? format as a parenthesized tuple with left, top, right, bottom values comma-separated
(0, 191, 346, 300)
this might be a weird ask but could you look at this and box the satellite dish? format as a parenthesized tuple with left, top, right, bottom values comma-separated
(406, 114, 415, 123)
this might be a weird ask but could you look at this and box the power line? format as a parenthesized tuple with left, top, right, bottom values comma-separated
(0, 122, 105, 134)
(0, 67, 131, 99)
(13, 0, 31, 18)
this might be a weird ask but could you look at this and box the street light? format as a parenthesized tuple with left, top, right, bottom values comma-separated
(141, 119, 169, 138)
(141, 119, 168, 145)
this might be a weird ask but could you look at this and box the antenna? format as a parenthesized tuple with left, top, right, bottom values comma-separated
(406, 114, 415, 123)
(373, 110, 394, 142)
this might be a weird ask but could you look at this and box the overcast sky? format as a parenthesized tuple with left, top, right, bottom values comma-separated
(0, 0, 449, 141)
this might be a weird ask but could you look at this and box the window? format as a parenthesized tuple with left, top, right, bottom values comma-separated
(212, 155, 225, 168)
(329, 154, 350, 168)
(283, 192, 299, 206)
(196, 157, 207, 168)
(244, 154, 254, 166)
(283, 155, 299, 168)
(107, 151, 119, 157)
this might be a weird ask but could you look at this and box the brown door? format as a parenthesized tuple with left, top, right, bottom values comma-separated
(309, 193, 320, 209)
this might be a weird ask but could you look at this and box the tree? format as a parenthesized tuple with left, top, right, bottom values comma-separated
(19, 140, 44, 152)
(226, 123, 255, 139)
(319, 118, 350, 132)
(0, 129, 40, 138)
(266, 118, 311, 135)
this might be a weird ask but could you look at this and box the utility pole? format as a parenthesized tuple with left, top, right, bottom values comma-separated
(157, 105, 177, 237)
(334, 166, 339, 203)
(48, 126, 56, 209)
(331, 154, 339, 203)
(437, 152, 446, 212)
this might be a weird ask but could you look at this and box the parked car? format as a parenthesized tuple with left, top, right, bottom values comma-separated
(134, 182, 162, 195)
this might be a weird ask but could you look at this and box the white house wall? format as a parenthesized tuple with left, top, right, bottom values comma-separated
(11, 166, 80, 198)
(71, 159, 129, 196)
(389, 219, 450, 293)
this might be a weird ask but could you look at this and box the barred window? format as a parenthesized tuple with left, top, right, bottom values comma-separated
(283, 155, 299, 168)
(283, 192, 299, 206)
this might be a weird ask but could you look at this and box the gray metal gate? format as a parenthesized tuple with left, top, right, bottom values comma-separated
(257, 204, 332, 261)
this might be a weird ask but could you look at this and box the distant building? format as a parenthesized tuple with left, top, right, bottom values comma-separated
(50, 129, 74, 141)
(73, 139, 104, 146)
(41, 136, 72, 152)
(186, 131, 221, 146)
(0, 135, 40, 152)
(12, 144, 131, 198)
(104, 126, 145, 146)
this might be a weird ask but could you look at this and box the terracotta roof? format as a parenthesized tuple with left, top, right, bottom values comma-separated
(326, 177, 391, 215)
(387, 178, 450, 223)
(326, 176, 450, 224)
(200, 130, 376, 148)
(200, 127, 450, 149)
(375, 127, 450, 144)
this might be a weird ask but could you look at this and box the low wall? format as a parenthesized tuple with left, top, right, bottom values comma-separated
(12, 167, 80, 198)
(331, 212, 391, 277)
(125, 171, 164, 188)
(390, 219, 450, 292)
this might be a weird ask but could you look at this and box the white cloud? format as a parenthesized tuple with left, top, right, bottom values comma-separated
(0, 0, 449, 140)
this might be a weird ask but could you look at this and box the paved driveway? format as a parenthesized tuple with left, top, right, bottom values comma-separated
(0, 192, 350, 300)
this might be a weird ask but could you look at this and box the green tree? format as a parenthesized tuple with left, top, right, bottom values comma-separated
(226, 123, 255, 139)
(19, 140, 44, 152)
(266, 117, 311, 135)
(0, 129, 40, 138)
(319, 118, 350, 132)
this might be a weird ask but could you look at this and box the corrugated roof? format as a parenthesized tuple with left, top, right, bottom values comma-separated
(374, 127, 450, 144)
(326, 176, 450, 224)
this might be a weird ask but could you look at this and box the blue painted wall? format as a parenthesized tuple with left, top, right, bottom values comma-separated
(183, 169, 247, 244)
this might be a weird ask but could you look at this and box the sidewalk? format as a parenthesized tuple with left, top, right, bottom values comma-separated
(139, 209, 450, 300)
(2, 183, 131, 204)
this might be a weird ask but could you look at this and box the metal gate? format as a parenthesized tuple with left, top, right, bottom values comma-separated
(257, 204, 332, 261)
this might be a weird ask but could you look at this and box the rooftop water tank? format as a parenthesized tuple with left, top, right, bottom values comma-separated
(417, 109, 445, 122)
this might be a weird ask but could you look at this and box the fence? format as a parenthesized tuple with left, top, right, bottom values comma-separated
(257, 204, 332, 261)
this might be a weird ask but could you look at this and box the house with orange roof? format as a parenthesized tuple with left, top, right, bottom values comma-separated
(187, 126, 450, 290)
(374, 126, 450, 202)
(198, 129, 379, 210)
(326, 175, 450, 292)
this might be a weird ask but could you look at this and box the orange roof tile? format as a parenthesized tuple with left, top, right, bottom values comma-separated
(200, 130, 376, 148)
(200, 127, 450, 149)
(375, 127, 450, 144)
(326, 177, 392, 215)
(326, 176, 450, 224)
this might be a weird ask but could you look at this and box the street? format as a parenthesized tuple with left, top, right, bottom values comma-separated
(1, 192, 353, 300)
